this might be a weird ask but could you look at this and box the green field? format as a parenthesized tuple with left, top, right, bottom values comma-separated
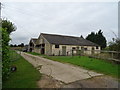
(3, 51, 41, 88)
(28, 52, 120, 78)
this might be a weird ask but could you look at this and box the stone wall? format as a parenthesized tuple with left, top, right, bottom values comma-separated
(51, 45, 101, 56)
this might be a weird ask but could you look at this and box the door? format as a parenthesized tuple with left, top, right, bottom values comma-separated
(40, 44, 45, 54)
(62, 46, 66, 55)
(41, 48, 45, 54)
(30, 48, 32, 52)
(92, 47, 94, 54)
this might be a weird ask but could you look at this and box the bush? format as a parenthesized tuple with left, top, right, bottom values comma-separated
(109, 38, 120, 59)
(109, 38, 120, 51)
(1, 28, 11, 80)
(1, 19, 16, 80)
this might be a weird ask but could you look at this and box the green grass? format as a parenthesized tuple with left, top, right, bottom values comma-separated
(3, 50, 41, 88)
(46, 56, 120, 78)
(27, 52, 46, 56)
(27, 52, 120, 78)
(27, 52, 47, 57)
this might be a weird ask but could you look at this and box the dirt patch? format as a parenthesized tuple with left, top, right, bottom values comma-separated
(37, 74, 64, 88)
(62, 75, 119, 88)
(37, 75, 119, 88)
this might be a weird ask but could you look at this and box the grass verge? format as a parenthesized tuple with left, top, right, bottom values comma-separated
(3, 50, 41, 88)
(27, 52, 46, 57)
(46, 56, 120, 78)
(27, 52, 120, 78)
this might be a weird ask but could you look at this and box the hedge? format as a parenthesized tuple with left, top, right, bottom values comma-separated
(1, 28, 11, 80)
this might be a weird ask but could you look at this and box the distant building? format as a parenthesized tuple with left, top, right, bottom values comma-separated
(28, 38, 37, 52)
(28, 33, 101, 55)
(22, 44, 29, 52)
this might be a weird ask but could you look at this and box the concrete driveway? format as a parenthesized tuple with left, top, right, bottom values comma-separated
(20, 52, 103, 83)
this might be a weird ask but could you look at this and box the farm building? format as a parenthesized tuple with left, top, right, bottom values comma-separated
(28, 38, 37, 52)
(28, 33, 101, 55)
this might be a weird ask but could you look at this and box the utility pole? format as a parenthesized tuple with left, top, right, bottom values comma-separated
(0, 2, 2, 28)
(0, 2, 1, 18)
(118, 1, 120, 39)
(0, 2, 2, 90)
(0, 2, 1, 24)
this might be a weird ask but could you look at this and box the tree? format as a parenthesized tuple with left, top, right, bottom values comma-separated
(21, 43, 24, 47)
(96, 30, 107, 49)
(109, 38, 120, 51)
(80, 35, 84, 38)
(86, 32, 96, 42)
(10, 44, 14, 47)
(108, 38, 120, 59)
(13, 44, 17, 47)
(86, 30, 107, 49)
(18, 43, 24, 47)
(1, 19, 17, 80)
(2, 19, 16, 34)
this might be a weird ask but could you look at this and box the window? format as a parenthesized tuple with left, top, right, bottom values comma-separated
(55, 45, 59, 48)
(81, 47, 84, 50)
(76, 47, 79, 50)
(30, 43, 33, 46)
(96, 46, 99, 49)
(72, 47, 76, 50)
(42, 44, 45, 47)
(92, 47, 94, 50)
(84, 48, 87, 50)
(36, 44, 40, 48)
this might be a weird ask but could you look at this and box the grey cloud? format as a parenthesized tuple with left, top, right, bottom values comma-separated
(2, 2, 118, 45)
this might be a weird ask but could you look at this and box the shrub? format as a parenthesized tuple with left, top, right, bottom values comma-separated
(1, 28, 11, 80)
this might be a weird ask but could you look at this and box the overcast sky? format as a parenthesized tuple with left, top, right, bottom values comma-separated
(1, 1, 118, 45)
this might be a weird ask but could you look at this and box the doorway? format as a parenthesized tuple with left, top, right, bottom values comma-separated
(30, 48, 32, 52)
(62, 46, 66, 55)
(41, 48, 45, 54)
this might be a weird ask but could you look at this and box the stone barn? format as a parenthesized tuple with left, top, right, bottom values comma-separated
(29, 33, 101, 55)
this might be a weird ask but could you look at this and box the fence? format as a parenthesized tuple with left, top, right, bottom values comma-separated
(71, 49, 120, 63)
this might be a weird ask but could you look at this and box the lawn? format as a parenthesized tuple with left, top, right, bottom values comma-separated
(27, 52, 47, 57)
(27, 52, 120, 78)
(27, 52, 42, 56)
(3, 50, 41, 88)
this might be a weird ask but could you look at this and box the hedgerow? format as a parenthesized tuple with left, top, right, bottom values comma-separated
(1, 28, 11, 80)
(1, 19, 16, 81)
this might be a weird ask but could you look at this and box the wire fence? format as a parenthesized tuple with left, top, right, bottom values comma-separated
(71, 49, 120, 63)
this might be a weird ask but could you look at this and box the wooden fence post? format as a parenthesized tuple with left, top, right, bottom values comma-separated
(111, 52, 113, 59)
